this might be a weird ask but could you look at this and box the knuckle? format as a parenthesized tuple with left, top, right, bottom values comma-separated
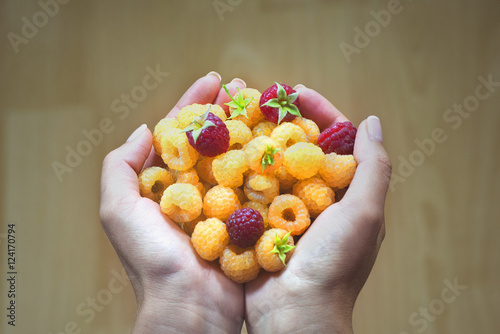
(375, 154, 393, 180)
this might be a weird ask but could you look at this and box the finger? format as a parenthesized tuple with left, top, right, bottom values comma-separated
(167, 71, 222, 119)
(141, 146, 165, 171)
(294, 84, 349, 131)
(213, 78, 247, 114)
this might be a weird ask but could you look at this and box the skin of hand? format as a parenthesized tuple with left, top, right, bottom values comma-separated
(244, 86, 392, 334)
(99, 72, 248, 334)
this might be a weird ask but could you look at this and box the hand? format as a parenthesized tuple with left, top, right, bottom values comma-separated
(99, 72, 247, 333)
(244, 86, 392, 333)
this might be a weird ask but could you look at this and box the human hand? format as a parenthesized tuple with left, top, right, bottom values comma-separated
(99, 72, 247, 333)
(244, 85, 392, 333)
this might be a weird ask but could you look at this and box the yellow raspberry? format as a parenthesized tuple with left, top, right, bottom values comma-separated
(176, 103, 226, 129)
(170, 168, 199, 186)
(153, 118, 179, 155)
(270, 122, 307, 150)
(252, 121, 277, 137)
(284, 142, 324, 180)
(138, 167, 175, 203)
(212, 150, 248, 188)
(196, 157, 217, 185)
(225, 87, 265, 129)
(319, 153, 357, 190)
(291, 117, 320, 144)
(203, 185, 241, 221)
(293, 177, 335, 218)
(243, 136, 283, 174)
(181, 213, 206, 237)
(160, 129, 199, 171)
(269, 194, 310, 236)
(243, 201, 269, 229)
(225, 120, 253, 150)
(274, 165, 297, 192)
(244, 172, 280, 205)
(191, 218, 229, 261)
(255, 229, 295, 272)
(160, 183, 202, 223)
(219, 245, 260, 283)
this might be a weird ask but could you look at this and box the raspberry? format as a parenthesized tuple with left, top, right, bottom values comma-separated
(171, 168, 199, 185)
(293, 177, 335, 218)
(255, 229, 295, 272)
(191, 218, 229, 261)
(226, 208, 265, 248)
(317, 121, 357, 155)
(270, 122, 307, 150)
(181, 213, 206, 237)
(225, 120, 253, 150)
(283, 142, 324, 180)
(244, 136, 283, 174)
(203, 185, 241, 221)
(243, 201, 269, 229)
(219, 245, 260, 283)
(160, 129, 199, 171)
(224, 86, 265, 128)
(176, 103, 226, 129)
(291, 117, 320, 144)
(138, 167, 175, 203)
(153, 118, 179, 155)
(269, 194, 310, 236)
(260, 83, 301, 124)
(274, 165, 297, 192)
(319, 153, 357, 189)
(212, 150, 248, 188)
(196, 157, 217, 185)
(160, 183, 202, 223)
(183, 111, 230, 157)
(244, 172, 280, 205)
(252, 121, 277, 137)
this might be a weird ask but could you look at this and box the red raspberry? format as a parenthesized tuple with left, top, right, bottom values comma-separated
(183, 109, 230, 157)
(260, 83, 301, 124)
(317, 121, 357, 155)
(226, 208, 265, 248)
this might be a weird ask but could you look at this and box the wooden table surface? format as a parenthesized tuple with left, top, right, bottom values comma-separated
(1, 0, 499, 333)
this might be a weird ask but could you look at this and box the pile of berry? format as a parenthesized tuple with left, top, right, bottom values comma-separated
(138, 83, 357, 283)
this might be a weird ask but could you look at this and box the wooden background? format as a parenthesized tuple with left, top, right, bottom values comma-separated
(1, 0, 499, 333)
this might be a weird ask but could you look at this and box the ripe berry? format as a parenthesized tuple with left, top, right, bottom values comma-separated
(255, 229, 295, 272)
(226, 208, 265, 248)
(138, 167, 174, 203)
(183, 109, 230, 157)
(219, 245, 260, 283)
(260, 83, 301, 124)
(224, 85, 265, 128)
(317, 121, 357, 155)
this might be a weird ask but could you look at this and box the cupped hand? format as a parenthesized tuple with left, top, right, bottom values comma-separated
(245, 85, 392, 334)
(99, 73, 247, 333)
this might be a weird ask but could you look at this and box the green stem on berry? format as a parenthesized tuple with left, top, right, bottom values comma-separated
(223, 84, 253, 119)
(261, 82, 302, 124)
(180, 106, 216, 144)
(261, 145, 280, 172)
(269, 232, 295, 266)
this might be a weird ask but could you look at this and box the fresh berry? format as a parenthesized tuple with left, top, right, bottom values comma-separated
(225, 120, 253, 150)
(270, 122, 307, 150)
(293, 177, 335, 218)
(212, 150, 248, 188)
(319, 153, 357, 189)
(160, 183, 202, 223)
(177, 103, 226, 129)
(170, 168, 199, 185)
(196, 157, 217, 185)
(219, 245, 260, 283)
(274, 165, 297, 192)
(255, 229, 295, 272)
(181, 213, 206, 237)
(191, 218, 229, 261)
(244, 136, 282, 174)
(269, 194, 310, 236)
(291, 117, 320, 144)
(283, 142, 324, 180)
(317, 121, 357, 155)
(252, 121, 277, 137)
(243, 201, 270, 229)
(183, 110, 230, 157)
(138, 167, 175, 203)
(244, 172, 280, 205)
(224, 86, 265, 128)
(260, 83, 301, 124)
(226, 208, 265, 248)
(153, 117, 179, 155)
(160, 129, 199, 171)
(203, 185, 241, 222)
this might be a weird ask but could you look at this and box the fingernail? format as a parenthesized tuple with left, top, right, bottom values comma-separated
(206, 71, 221, 81)
(231, 78, 246, 87)
(367, 116, 383, 143)
(293, 84, 306, 91)
(127, 124, 147, 143)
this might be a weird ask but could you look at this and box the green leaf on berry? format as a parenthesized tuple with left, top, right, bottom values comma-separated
(261, 145, 280, 172)
(180, 108, 216, 144)
(261, 82, 302, 125)
(269, 231, 296, 266)
(223, 84, 253, 119)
